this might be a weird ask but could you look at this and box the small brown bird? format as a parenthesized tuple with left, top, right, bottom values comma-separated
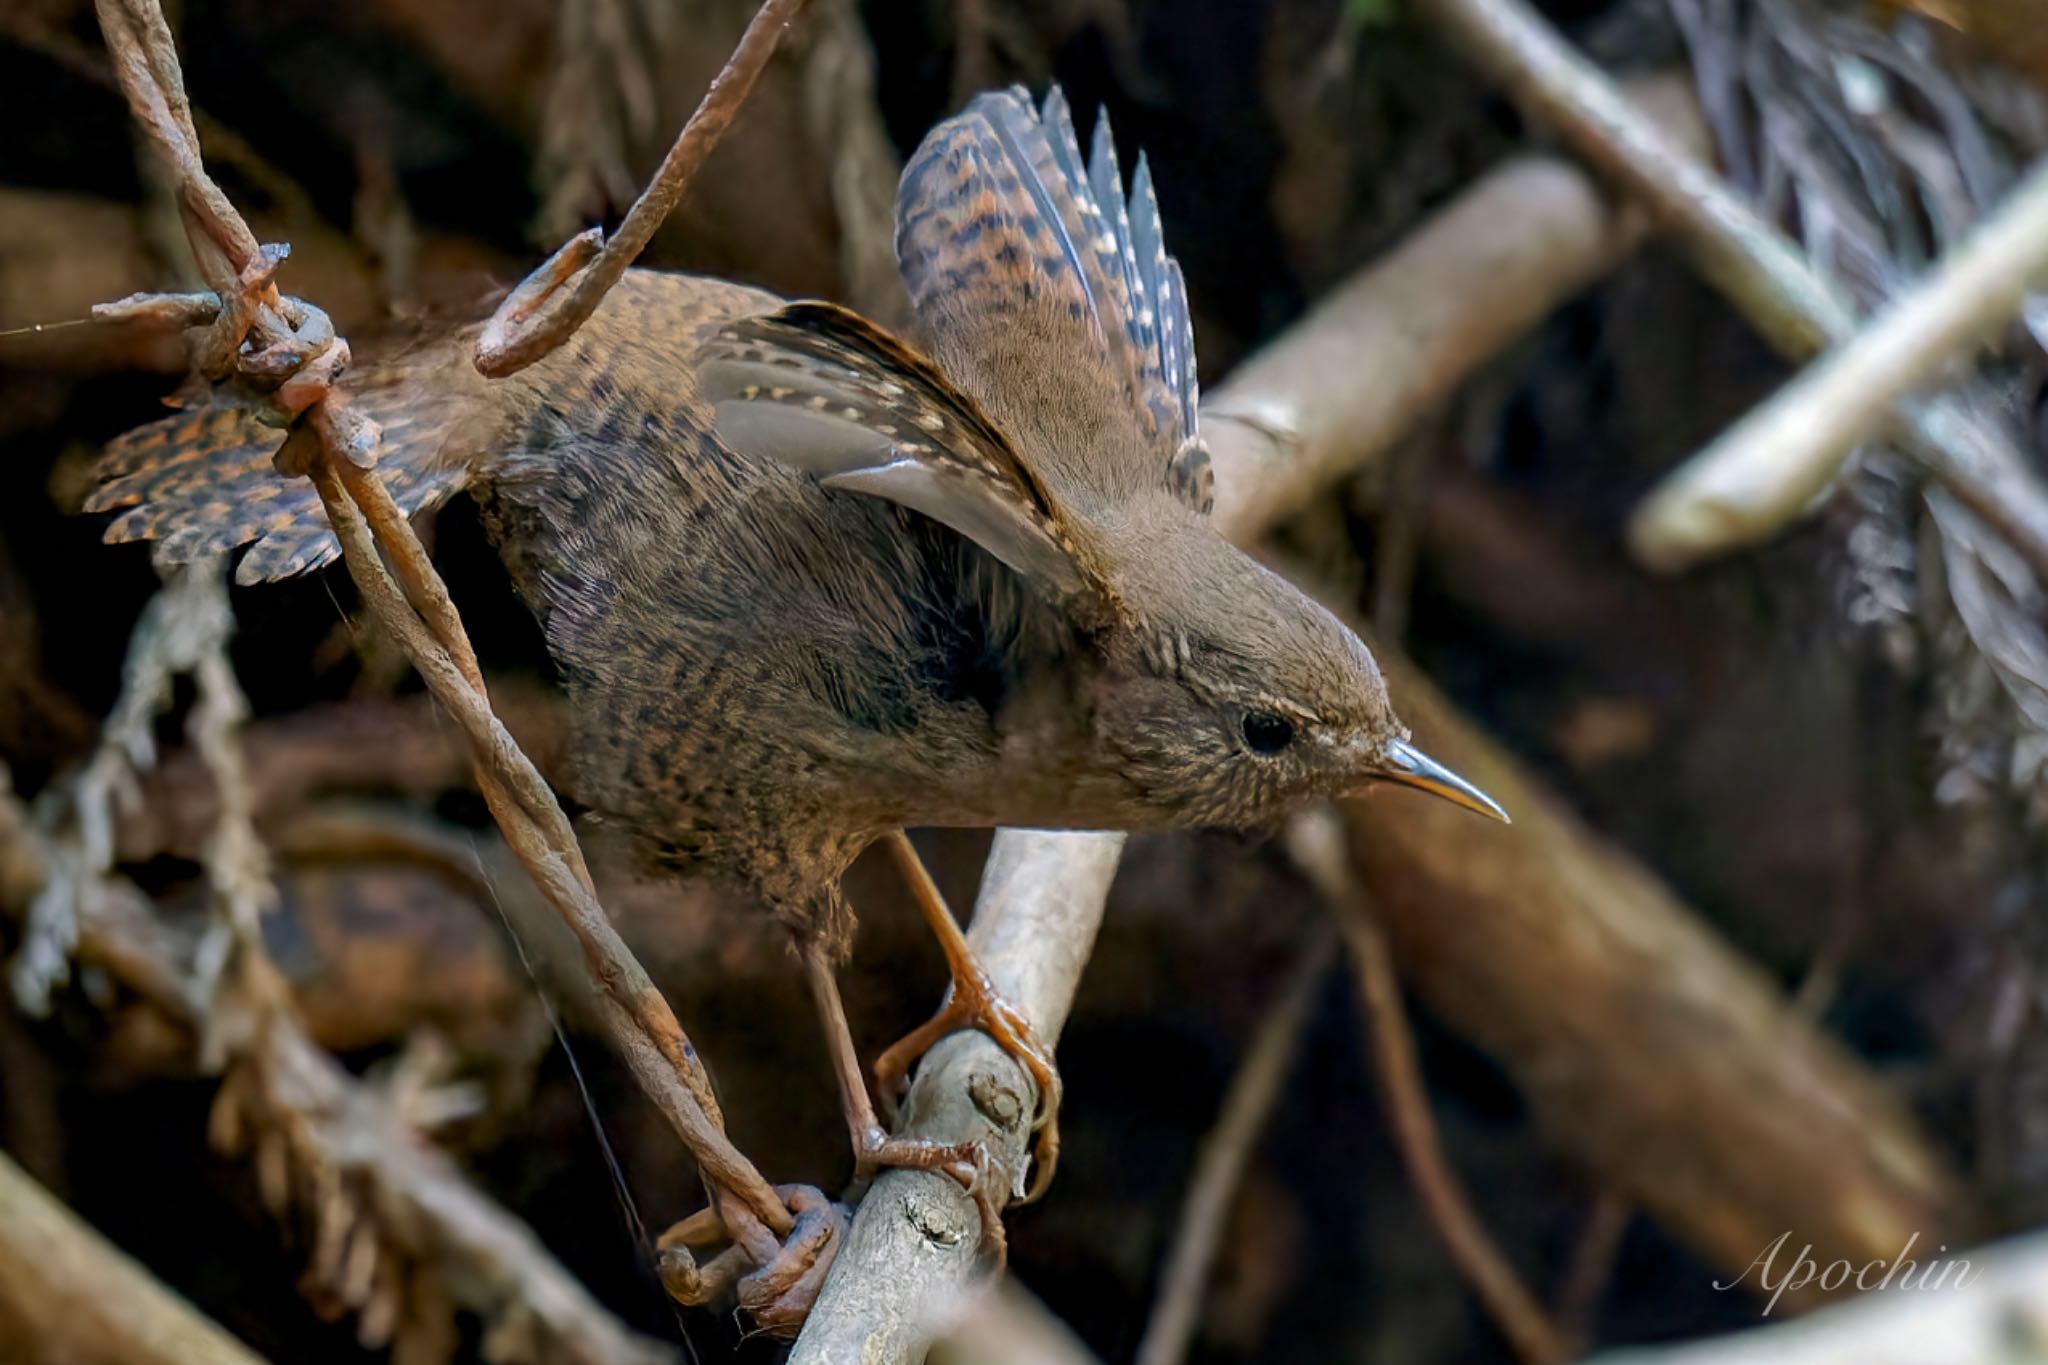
(87, 87, 1504, 1215)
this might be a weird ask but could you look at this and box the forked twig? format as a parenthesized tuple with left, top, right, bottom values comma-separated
(473, 0, 812, 376)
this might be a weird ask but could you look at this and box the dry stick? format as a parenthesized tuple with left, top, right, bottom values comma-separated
(1415, 0, 2048, 581)
(91, 0, 802, 1254)
(1290, 811, 1571, 1365)
(473, 0, 811, 376)
(0, 1147, 267, 1365)
(1332, 639, 1954, 1289)
(1555, 1192, 1633, 1343)
(791, 79, 1711, 1362)
(1199, 96, 1693, 538)
(1350, 908, 1570, 1365)
(1132, 923, 1338, 1365)
(1635, 155, 2048, 565)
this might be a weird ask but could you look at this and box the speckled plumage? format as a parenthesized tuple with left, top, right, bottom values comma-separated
(88, 88, 1438, 957)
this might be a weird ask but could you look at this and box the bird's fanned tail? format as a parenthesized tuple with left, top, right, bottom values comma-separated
(85, 339, 487, 585)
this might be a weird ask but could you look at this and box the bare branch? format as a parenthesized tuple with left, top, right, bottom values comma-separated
(789, 832, 1126, 1361)
(1203, 74, 1708, 541)
(1327, 634, 1954, 1301)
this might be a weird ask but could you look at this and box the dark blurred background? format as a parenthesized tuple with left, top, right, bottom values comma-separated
(2, 0, 2045, 1360)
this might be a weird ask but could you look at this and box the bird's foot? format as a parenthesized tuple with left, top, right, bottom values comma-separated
(849, 1126, 1008, 1267)
(872, 965, 1064, 1206)
(655, 1183, 847, 1338)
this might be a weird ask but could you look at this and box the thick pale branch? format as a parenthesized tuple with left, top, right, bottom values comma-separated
(1206, 74, 1708, 538)
(789, 833, 1125, 1361)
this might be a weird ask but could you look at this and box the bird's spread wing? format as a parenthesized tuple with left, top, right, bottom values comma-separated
(895, 85, 1211, 515)
(697, 299, 1121, 621)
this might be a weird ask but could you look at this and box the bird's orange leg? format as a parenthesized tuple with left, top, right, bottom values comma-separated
(871, 830, 1063, 1204)
(800, 944, 1006, 1262)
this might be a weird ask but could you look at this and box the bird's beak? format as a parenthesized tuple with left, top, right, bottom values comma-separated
(1367, 738, 1510, 823)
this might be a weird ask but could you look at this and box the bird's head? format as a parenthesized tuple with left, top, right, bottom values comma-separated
(1083, 512, 1504, 831)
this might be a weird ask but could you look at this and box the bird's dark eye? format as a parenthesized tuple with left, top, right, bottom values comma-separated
(1241, 710, 1295, 755)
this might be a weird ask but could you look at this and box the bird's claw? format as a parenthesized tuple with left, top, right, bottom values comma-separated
(655, 1183, 847, 1339)
(850, 1129, 1009, 1268)
(872, 969, 1063, 1205)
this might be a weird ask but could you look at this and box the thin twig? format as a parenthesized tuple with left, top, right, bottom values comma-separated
(1416, 0, 2048, 583)
(473, 0, 812, 376)
(1133, 923, 1337, 1365)
(1555, 1192, 1633, 1343)
(1290, 809, 1572, 1365)
(87, 0, 809, 1306)
(1345, 911, 1570, 1365)
(1632, 154, 2048, 568)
